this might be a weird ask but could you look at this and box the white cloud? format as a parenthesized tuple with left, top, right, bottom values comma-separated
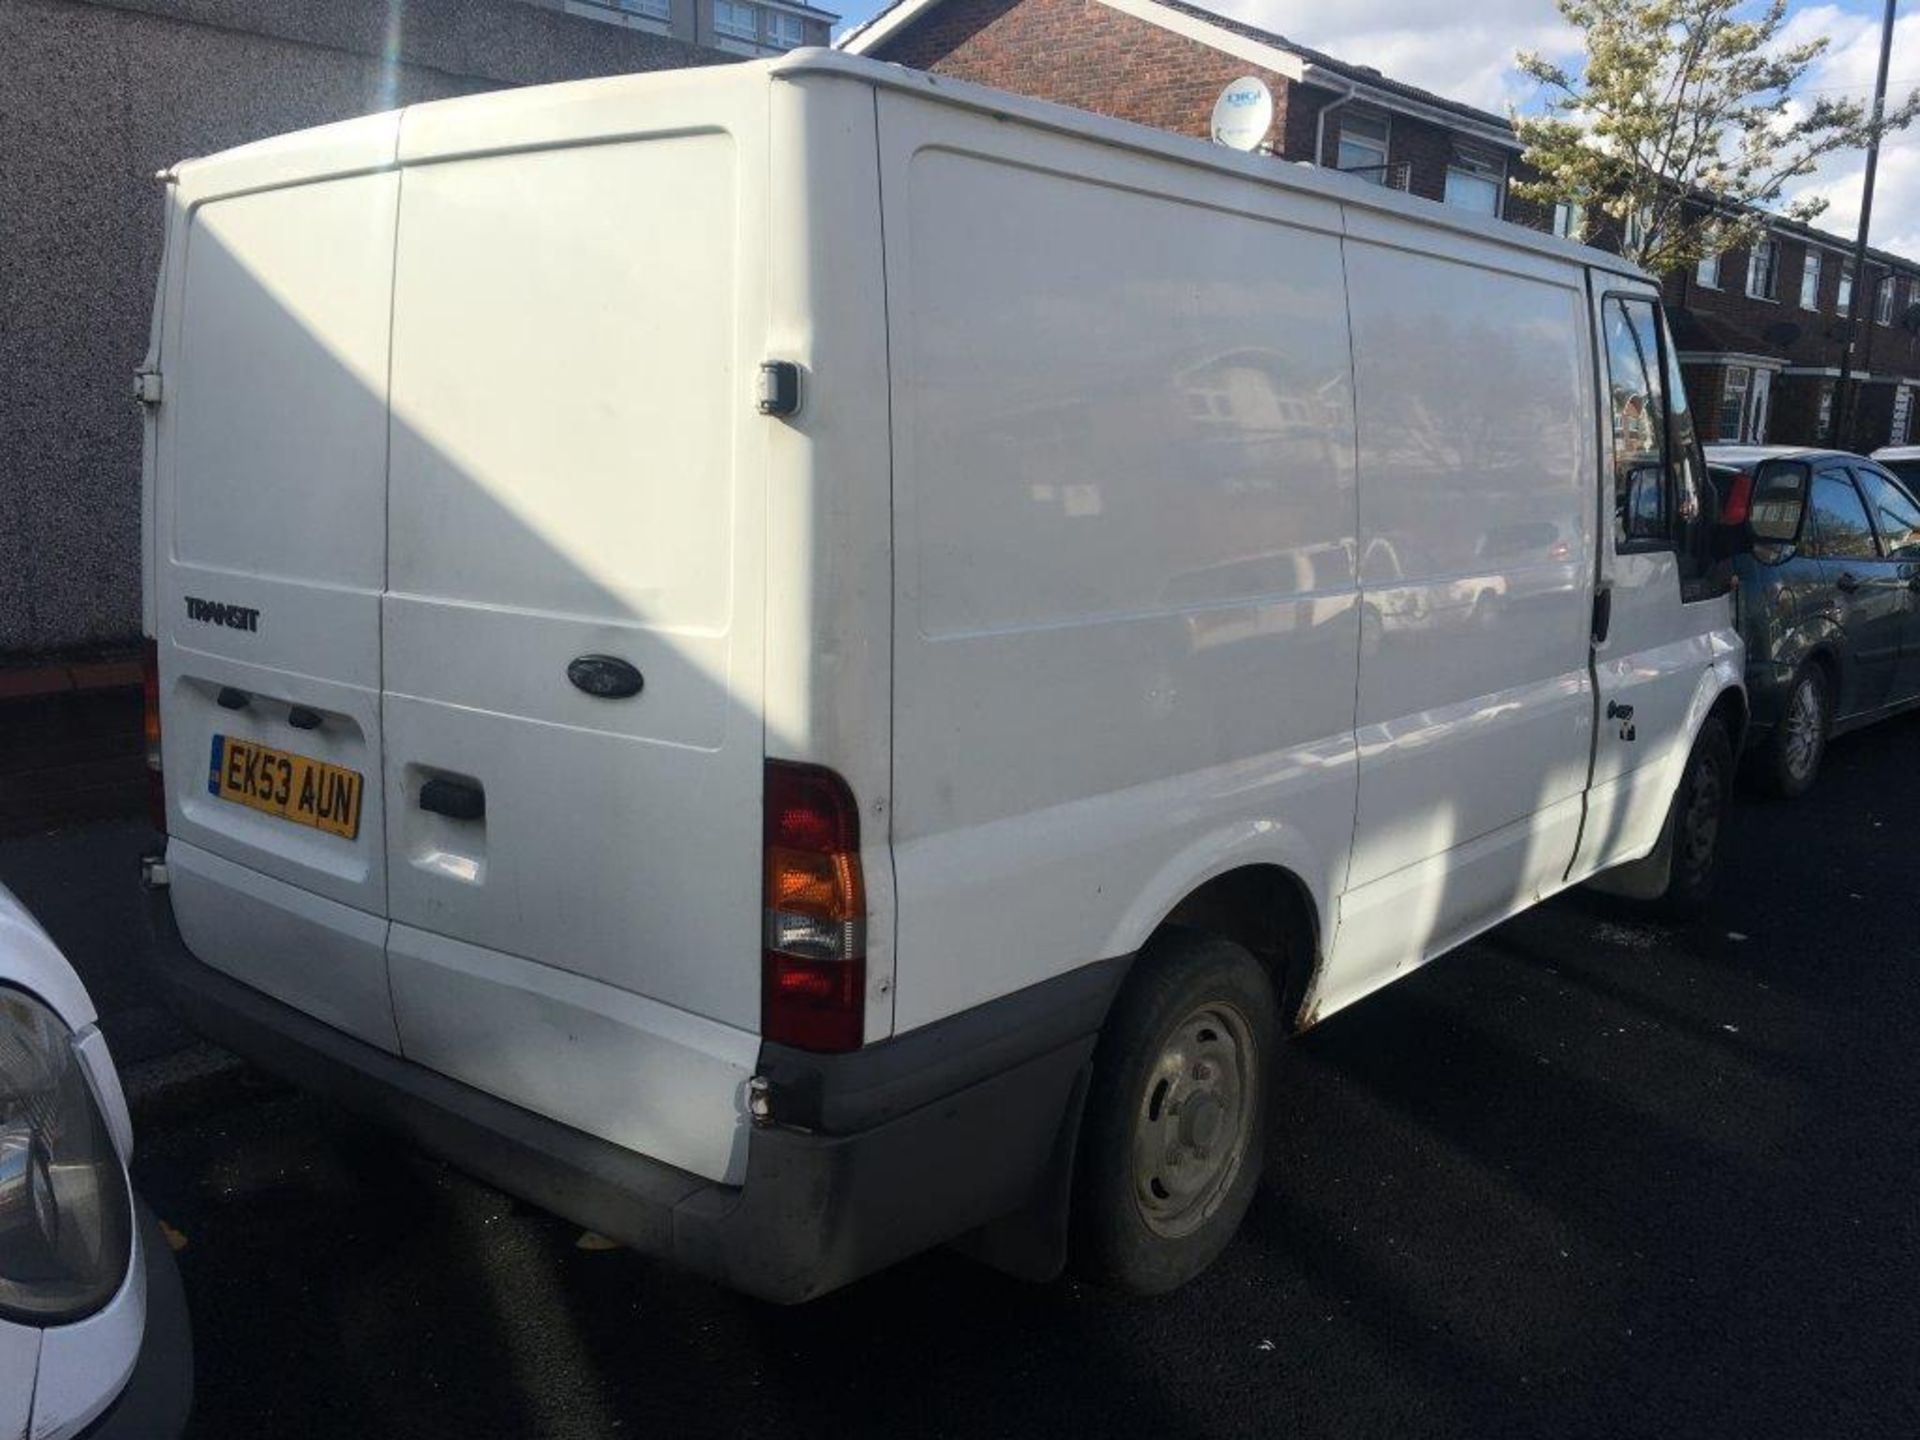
(1207, 0, 1579, 113)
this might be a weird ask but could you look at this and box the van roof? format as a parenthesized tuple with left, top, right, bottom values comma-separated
(166, 48, 1649, 286)
(776, 51, 1647, 281)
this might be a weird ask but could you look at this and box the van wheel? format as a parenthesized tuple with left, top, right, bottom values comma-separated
(1072, 929, 1276, 1294)
(1760, 664, 1829, 798)
(1653, 717, 1733, 919)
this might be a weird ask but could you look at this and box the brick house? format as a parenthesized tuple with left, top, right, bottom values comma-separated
(840, 0, 1920, 452)
(1663, 220, 1920, 451)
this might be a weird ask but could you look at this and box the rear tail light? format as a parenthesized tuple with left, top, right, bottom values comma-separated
(141, 638, 164, 833)
(762, 760, 865, 1052)
(1720, 470, 1755, 527)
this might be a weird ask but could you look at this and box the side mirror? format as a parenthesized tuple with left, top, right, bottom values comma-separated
(1625, 465, 1666, 542)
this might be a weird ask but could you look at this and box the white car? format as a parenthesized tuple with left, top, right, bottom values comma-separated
(1870, 444, 1920, 491)
(0, 884, 191, 1437)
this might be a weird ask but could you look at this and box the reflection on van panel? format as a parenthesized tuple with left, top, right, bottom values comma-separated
(141, 52, 1745, 1302)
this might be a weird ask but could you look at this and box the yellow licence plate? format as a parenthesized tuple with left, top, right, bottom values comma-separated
(207, 734, 363, 839)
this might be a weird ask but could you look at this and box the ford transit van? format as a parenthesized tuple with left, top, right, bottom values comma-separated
(139, 51, 1745, 1301)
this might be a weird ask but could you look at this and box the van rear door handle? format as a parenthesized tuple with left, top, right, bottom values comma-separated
(1837, 572, 1861, 593)
(418, 777, 485, 821)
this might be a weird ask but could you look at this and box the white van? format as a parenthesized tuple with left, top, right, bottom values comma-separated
(138, 51, 1746, 1301)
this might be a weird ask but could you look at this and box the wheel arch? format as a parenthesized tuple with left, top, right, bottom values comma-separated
(1141, 863, 1323, 1033)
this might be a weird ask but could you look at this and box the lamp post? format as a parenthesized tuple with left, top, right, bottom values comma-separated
(1828, 0, 1898, 449)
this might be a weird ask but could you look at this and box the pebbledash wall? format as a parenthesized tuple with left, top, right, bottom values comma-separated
(0, 0, 727, 830)
(848, 0, 1920, 454)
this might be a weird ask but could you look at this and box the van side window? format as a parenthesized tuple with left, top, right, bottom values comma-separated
(1807, 472, 1878, 560)
(1602, 298, 1669, 549)
(1600, 296, 1717, 593)
(1853, 467, 1920, 557)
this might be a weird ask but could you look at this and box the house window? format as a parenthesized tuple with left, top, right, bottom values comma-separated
(767, 8, 805, 45)
(1696, 251, 1721, 288)
(1746, 239, 1778, 300)
(1443, 148, 1504, 216)
(1552, 201, 1584, 239)
(1801, 250, 1823, 310)
(1839, 261, 1855, 314)
(1718, 365, 1751, 440)
(1894, 386, 1914, 446)
(619, 0, 672, 16)
(1335, 112, 1390, 182)
(1817, 381, 1835, 439)
(1876, 274, 1896, 325)
(713, 0, 759, 39)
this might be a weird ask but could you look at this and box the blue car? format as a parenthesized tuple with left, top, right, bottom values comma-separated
(1708, 445, 1920, 796)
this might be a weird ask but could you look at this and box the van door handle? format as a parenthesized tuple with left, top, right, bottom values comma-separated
(1836, 572, 1861, 593)
(287, 706, 322, 731)
(1590, 587, 1612, 644)
(418, 777, 485, 821)
(215, 687, 249, 711)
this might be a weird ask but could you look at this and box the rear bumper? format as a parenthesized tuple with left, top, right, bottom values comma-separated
(145, 883, 1121, 1303)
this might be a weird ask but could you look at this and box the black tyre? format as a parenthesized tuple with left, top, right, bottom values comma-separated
(1653, 717, 1734, 919)
(1759, 663, 1829, 798)
(1071, 928, 1277, 1295)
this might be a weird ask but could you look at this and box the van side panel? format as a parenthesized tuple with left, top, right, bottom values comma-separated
(878, 93, 1361, 1033)
(1322, 222, 1596, 1014)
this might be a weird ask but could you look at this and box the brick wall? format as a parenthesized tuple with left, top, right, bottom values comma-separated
(1678, 238, 1920, 381)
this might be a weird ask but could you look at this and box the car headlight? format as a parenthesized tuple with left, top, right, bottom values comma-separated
(0, 986, 132, 1322)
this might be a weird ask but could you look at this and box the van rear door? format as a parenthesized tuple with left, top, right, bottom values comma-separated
(378, 79, 769, 1184)
(152, 117, 401, 1050)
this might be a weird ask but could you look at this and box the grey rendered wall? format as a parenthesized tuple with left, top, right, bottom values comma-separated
(0, 0, 726, 659)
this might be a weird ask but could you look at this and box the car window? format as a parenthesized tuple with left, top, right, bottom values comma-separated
(1807, 472, 1880, 560)
(1854, 467, 1920, 556)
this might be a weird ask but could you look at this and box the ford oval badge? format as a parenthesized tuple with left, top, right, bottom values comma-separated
(567, 654, 644, 699)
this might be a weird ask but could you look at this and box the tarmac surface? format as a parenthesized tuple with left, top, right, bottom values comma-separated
(5, 713, 1918, 1439)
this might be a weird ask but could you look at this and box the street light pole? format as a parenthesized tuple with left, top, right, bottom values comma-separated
(1828, 0, 1898, 449)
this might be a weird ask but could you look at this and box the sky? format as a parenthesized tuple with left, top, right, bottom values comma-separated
(830, 0, 1920, 256)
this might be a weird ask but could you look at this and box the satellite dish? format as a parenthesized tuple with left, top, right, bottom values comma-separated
(1211, 76, 1273, 152)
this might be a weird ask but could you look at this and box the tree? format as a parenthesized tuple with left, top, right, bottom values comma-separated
(1512, 0, 1920, 274)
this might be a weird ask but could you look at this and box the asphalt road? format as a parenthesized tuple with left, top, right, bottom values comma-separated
(114, 712, 1920, 1440)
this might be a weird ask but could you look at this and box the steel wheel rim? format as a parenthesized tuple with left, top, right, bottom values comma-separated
(1680, 746, 1723, 877)
(1783, 675, 1823, 782)
(1130, 1002, 1257, 1239)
